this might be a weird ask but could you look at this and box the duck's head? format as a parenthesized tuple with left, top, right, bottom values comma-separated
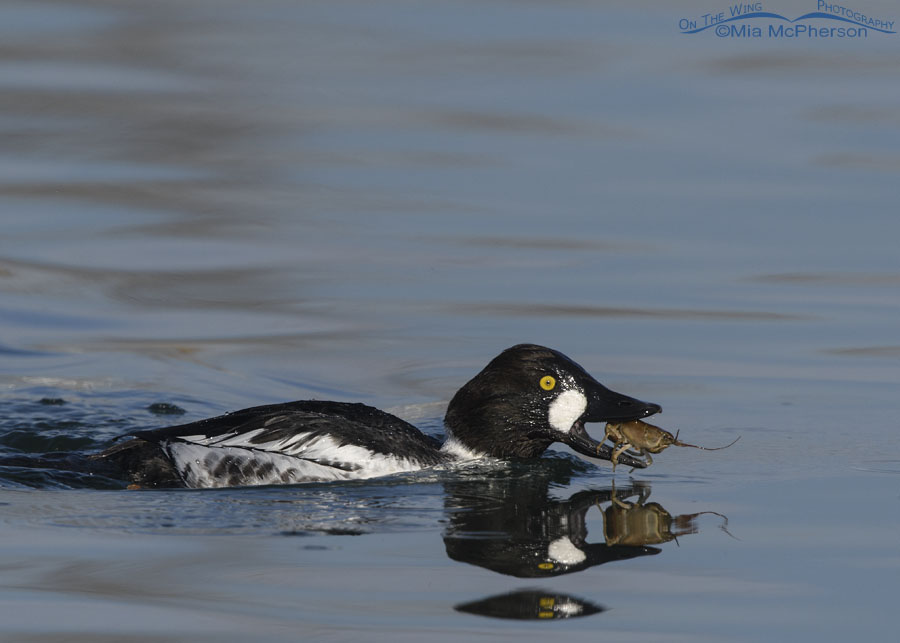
(444, 344, 661, 468)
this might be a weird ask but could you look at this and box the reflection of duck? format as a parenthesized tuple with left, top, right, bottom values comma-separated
(444, 472, 731, 622)
(455, 590, 604, 620)
(444, 471, 726, 577)
(97, 344, 660, 488)
(443, 463, 661, 578)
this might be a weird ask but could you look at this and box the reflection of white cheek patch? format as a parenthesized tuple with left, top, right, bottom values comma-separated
(548, 536, 587, 565)
(555, 601, 583, 616)
(548, 390, 587, 434)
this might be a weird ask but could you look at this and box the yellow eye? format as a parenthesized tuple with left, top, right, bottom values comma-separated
(539, 375, 556, 391)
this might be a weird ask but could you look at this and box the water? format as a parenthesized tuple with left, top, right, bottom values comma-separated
(1, 0, 899, 639)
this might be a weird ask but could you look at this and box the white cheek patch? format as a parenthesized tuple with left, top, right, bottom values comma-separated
(547, 389, 587, 434)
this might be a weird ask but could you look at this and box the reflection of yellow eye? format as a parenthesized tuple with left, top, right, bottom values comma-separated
(539, 375, 556, 391)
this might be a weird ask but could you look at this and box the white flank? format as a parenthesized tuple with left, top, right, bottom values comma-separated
(547, 536, 587, 565)
(547, 389, 587, 434)
(440, 435, 487, 461)
(163, 433, 421, 489)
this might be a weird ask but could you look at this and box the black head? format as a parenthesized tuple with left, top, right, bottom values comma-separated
(444, 344, 661, 466)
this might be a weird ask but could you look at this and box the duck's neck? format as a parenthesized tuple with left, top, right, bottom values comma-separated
(439, 434, 488, 461)
(443, 409, 553, 459)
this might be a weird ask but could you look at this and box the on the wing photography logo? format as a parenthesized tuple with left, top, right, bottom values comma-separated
(679, 1, 896, 38)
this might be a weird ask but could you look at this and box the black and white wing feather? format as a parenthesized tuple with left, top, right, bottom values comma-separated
(132, 401, 446, 488)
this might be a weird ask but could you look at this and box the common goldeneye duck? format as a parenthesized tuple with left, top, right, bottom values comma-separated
(100, 344, 661, 488)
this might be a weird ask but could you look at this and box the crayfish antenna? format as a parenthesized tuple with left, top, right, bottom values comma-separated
(671, 429, 701, 448)
(689, 511, 740, 540)
(703, 435, 741, 450)
(673, 435, 741, 451)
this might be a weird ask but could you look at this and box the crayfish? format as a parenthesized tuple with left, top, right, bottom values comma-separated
(602, 419, 740, 470)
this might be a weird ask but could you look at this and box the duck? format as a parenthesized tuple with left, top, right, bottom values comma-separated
(97, 344, 661, 488)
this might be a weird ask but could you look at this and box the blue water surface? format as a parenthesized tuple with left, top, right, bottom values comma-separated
(1, 0, 899, 640)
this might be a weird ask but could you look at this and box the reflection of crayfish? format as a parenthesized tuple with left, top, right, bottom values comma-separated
(602, 482, 733, 545)
(602, 419, 740, 469)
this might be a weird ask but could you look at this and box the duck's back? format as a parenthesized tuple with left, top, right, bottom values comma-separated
(105, 401, 446, 488)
